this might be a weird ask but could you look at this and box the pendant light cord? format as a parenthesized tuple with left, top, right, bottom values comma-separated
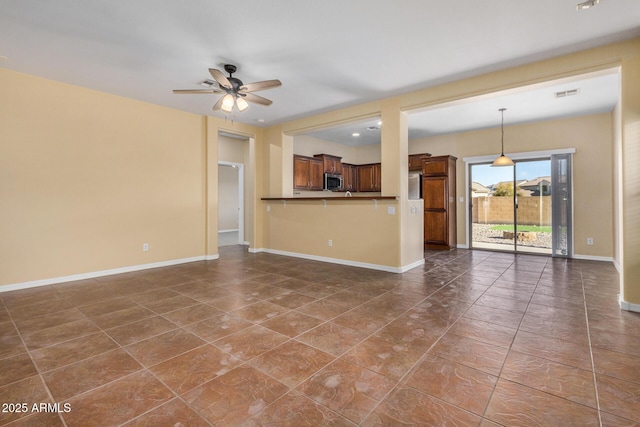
(500, 108, 506, 156)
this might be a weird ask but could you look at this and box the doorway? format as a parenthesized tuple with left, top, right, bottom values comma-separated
(218, 162, 244, 246)
(469, 154, 572, 256)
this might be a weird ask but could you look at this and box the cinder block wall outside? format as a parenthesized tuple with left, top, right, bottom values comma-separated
(472, 196, 551, 226)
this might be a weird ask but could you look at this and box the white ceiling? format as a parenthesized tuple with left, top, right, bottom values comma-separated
(1, 0, 638, 138)
(407, 70, 620, 139)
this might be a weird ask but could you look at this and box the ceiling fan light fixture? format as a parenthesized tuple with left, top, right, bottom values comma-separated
(236, 97, 249, 112)
(491, 108, 514, 167)
(221, 94, 234, 113)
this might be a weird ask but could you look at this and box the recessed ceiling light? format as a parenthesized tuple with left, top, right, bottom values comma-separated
(577, 0, 599, 10)
(352, 132, 360, 137)
(256, 118, 265, 123)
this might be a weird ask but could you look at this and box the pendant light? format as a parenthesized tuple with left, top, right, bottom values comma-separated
(491, 108, 514, 167)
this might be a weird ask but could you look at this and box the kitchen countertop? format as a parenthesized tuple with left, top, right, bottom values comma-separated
(261, 196, 398, 201)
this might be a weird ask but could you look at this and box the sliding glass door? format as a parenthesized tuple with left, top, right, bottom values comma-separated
(470, 156, 570, 256)
(551, 154, 572, 257)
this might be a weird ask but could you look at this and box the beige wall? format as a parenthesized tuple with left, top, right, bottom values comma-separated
(0, 68, 263, 287)
(410, 113, 614, 258)
(0, 69, 206, 286)
(620, 53, 640, 305)
(218, 166, 239, 231)
(262, 199, 402, 268)
(293, 135, 381, 165)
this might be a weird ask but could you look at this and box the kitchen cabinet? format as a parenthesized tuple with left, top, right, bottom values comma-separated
(294, 155, 324, 190)
(422, 155, 456, 249)
(314, 154, 343, 175)
(342, 163, 358, 191)
(409, 153, 432, 171)
(357, 163, 381, 192)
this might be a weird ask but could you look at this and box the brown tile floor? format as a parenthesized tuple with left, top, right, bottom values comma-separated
(1, 246, 639, 426)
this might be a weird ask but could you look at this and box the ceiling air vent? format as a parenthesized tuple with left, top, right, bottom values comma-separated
(200, 79, 217, 87)
(555, 89, 580, 98)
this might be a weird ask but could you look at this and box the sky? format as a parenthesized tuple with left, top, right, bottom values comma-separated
(471, 160, 551, 187)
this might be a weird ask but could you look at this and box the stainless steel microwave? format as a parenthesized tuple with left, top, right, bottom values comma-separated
(324, 173, 343, 191)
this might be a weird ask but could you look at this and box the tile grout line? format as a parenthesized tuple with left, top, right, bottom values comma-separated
(0, 297, 69, 427)
(478, 254, 547, 421)
(580, 263, 604, 427)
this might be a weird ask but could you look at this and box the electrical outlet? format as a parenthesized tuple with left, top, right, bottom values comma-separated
(266, 205, 271, 212)
(328, 239, 333, 247)
(587, 237, 594, 245)
(142, 243, 149, 252)
(387, 206, 396, 215)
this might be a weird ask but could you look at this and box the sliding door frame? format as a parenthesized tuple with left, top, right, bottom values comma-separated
(463, 148, 575, 255)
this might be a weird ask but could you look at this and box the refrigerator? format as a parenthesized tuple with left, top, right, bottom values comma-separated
(408, 172, 422, 200)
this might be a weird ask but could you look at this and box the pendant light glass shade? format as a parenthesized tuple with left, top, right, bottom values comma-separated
(491, 108, 514, 167)
(492, 154, 514, 167)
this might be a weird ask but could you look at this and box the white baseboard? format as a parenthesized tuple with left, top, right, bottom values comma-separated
(218, 229, 239, 233)
(573, 254, 615, 263)
(205, 254, 220, 261)
(1, 256, 207, 293)
(456, 244, 470, 249)
(247, 247, 422, 273)
(619, 295, 640, 313)
(399, 258, 426, 272)
(612, 259, 621, 273)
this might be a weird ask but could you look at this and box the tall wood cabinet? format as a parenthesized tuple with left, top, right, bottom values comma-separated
(422, 155, 457, 250)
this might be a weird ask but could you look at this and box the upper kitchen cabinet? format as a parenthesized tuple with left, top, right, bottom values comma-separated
(293, 155, 323, 190)
(314, 154, 343, 175)
(342, 163, 357, 191)
(357, 163, 381, 192)
(409, 153, 432, 170)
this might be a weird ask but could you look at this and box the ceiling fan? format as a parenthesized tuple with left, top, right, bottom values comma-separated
(173, 64, 281, 113)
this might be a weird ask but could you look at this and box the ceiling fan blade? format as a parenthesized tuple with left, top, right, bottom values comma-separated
(212, 96, 225, 111)
(239, 79, 282, 93)
(209, 68, 232, 89)
(173, 89, 224, 94)
(242, 93, 273, 106)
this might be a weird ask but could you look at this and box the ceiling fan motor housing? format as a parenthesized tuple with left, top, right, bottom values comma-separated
(223, 64, 243, 93)
(224, 64, 237, 75)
